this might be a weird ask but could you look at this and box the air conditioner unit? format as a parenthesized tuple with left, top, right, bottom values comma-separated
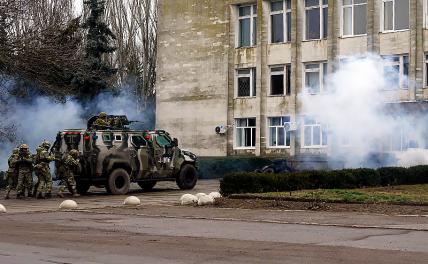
(215, 125, 229, 135)
(284, 122, 298, 132)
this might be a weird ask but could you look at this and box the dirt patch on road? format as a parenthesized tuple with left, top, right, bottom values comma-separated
(215, 198, 428, 215)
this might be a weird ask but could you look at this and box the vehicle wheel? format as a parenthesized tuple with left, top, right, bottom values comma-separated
(254, 169, 262, 173)
(176, 164, 198, 190)
(138, 181, 157, 191)
(263, 167, 275, 174)
(76, 180, 90, 195)
(107, 168, 130, 195)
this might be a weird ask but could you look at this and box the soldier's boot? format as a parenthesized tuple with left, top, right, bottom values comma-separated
(4, 191, 10, 200)
(37, 192, 45, 199)
(27, 191, 33, 198)
(72, 193, 81, 198)
(57, 191, 64, 198)
(45, 192, 52, 199)
(16, 193, 23, 199)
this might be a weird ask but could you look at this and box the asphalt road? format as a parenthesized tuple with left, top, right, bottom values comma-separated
(1, 180, 428, 263)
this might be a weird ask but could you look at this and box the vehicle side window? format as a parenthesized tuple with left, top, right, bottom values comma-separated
(114, 135, 122, 142)
(131, 136, 147, 148)
(156, 135, 171, 147)
(103, 134, 112, 142)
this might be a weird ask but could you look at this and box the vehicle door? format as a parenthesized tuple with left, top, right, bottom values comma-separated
(129, 134, 149, 179)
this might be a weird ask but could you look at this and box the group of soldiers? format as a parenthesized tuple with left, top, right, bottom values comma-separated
(4, 141, 81, 199)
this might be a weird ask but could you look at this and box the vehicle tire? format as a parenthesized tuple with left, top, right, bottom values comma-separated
(138, 181, 157, 191)
(263, 167, 275, 174)
(176, 164, 198, 190)
(254, 169, 262, 173)
(76, 180, 90, 195)
(107, 168, 130, 195)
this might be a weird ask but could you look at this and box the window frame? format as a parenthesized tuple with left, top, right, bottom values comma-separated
(425, 0, 428, 29)
(269, 65, 291, 96)
(341, 0, 367, 37)
(381, 0, 410, 32)
(236, 68, 257, 98)
(301, 116, 328, 149)
(303, 61, 328, 95)
(234, 118, 257, 149)
(304, 0, 328, 41)
(267, 116, 292, 148)
(269, 0, 292, 43)
(425, 54, 428, 87)
(237, 4, 258, 48)
(382, 54, 409, 90)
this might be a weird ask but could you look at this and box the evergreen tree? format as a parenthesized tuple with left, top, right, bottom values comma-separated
(76, 0, 117, 98)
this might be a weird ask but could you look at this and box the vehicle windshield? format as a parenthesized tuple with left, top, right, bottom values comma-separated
(131, 135, 147, 148)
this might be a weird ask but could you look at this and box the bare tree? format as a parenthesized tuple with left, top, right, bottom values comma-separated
(105, 0, 158, 111)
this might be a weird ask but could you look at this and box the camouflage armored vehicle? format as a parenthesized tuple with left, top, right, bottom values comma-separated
(51, 115, 198, 195)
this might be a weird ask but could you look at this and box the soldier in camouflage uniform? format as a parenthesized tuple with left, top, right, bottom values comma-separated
(58, 149, 80, 198)
(93, 112, 111, 128)
(15, 144, 33, 198)
(33, 141, 55, 199)
(4, 148, 19, 199)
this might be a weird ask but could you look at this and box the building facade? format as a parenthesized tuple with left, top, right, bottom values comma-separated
(156, 0, 428, 161)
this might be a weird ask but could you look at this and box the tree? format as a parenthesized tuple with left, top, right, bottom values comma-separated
(105, 0, 157, 111)
(76, 0, 117, 99)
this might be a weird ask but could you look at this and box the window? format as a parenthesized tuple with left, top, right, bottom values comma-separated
(303, 117, 327, 147)
(270, 65, 291, 96)
(102, 134, 112, 142)
(382, 0, 409, 32)
(304, 62, 327, 94)
(235, 118, 256, 148)
(270, 0, 292, 43)
(425, 54, 428, 86)
(131, 135, 147, 148)
(382, 55, 408, 89)
(238, 4, 257, 47)
(114, 135, 122, 141)
(236, 68, 256, 97)
(305, 0, 328, 40)
(342, 0, 367, 36)
(268, 116, 291, 148)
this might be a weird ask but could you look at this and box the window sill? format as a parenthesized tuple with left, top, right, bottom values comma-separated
(235, 96, 257, 99)
(339, 34, 367, 39)
(302, 38, 327, 43)
(380, 29, 410, 34)
(268, 94, 288, 97)
(269, 41, 292, 46)
(267, 146, 291, 149)
(234, 147, 256, 150)
(235, 46, 257, 50)
(301, 146, 327, 149)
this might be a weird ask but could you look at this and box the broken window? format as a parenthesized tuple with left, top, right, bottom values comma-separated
(383, 0, 409, 31)
(269, 116, 291, 147)
(382, 55, 408, 89)
(304, 62, 327, 94)
(235, 118, 256, 148)
(303, 117, 327, 147)
(270, 0, 292, 43)
(270, 65, 291, 96)
(238, 4, 257, 47)
(236, 68, 256, 97)
(305, 0, 328, 40)
(342, 0, 367, 36)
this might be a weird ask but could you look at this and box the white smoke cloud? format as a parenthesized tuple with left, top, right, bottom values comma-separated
(299, 54, 428, 168)
(0, 82, 153, 171)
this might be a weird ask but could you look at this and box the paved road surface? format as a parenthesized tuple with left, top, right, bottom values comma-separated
(1, 180, 428, 263)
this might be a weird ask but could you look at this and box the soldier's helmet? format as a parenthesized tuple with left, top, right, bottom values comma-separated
(99, 112, 107, 118)
(19, 144, 29, 152)
(41, 140, 51, 150)
(69, 149, 79, 158)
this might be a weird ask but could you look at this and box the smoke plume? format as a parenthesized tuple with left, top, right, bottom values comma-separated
(0, 79, 154, 171)
(300, 54, 428, 168)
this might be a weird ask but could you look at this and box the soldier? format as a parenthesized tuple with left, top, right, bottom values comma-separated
(15, 144, 33, 199)
(58, 149, 80, 198)
(4, 148, 19, 199)
(33, 141, 55, 199)
(93, 112, 110, 128)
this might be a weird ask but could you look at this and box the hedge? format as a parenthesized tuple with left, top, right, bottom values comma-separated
(220, 166, 428, 196)
(198, 157, 272, 179)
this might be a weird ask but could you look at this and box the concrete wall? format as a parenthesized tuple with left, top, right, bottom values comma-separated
(156, 0, 230, 157)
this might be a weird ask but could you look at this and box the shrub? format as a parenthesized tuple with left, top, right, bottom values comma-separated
(220, 166, 428, 196)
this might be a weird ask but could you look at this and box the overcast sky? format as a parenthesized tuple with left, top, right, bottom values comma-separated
(73, 0, 83, 16)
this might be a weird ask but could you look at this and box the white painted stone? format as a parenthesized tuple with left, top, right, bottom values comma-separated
(59, 200, 78, 210)
(0, 204, 6, 213)
(123, 196, 141, 206)
(197, 195, 214, 206)
(195, 193, 207, 199)
(208, 192, 222, 199)
(180, 194, 198, 205)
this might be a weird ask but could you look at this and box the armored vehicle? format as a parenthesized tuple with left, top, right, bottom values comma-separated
(51, 115, 198, 195)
